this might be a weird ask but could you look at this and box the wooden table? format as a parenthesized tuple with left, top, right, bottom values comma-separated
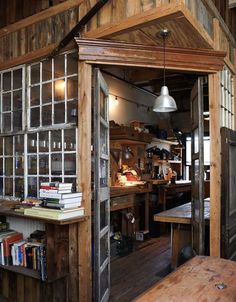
(151, 181, 192, 211)
(110, 186, 151, 236)
(154, 200, 210, 268)
(134, 256, 236, 302)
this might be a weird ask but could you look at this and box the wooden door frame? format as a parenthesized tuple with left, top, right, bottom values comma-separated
(77, 39, 225, 300)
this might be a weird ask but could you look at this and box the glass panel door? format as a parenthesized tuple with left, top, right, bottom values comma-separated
(93, 68, 110, 302)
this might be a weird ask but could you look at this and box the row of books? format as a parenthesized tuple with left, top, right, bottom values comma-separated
(0, 229, 47, 281)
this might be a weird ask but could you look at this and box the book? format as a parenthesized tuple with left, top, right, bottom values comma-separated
(40, 188, 72, 193)
(44, 202, 81, 209)
(24, 207, 85, 220)
(40, 182, 73, 190)
(39, 190, 82, 200)
(42, 197, 82, 205)
(3, 232, 23, 265)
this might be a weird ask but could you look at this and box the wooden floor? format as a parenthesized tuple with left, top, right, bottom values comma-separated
(110, 235, 171, 302)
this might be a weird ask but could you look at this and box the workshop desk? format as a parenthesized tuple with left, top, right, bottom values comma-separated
(134, 256, 236, 302)
(154, 200, 210, 269)
(110, 186, 151, 236)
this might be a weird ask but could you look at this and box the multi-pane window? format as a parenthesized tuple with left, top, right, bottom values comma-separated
(29, 52, 78, 128)
(0, 51, 78, 199)
(220, 66, 234, 129)
(1, 67, 24, 133)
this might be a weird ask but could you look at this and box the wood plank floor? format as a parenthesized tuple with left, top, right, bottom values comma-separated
(110, 235, 171, 301)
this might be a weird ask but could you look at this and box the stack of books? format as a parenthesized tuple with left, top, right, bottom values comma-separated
(24, 182, 84, 220)
(0, 229, 47, 280)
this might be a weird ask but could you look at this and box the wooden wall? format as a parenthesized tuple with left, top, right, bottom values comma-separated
(0, 0, 68, 29)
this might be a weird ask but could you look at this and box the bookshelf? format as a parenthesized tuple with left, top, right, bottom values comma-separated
(0, 206, 86, 302)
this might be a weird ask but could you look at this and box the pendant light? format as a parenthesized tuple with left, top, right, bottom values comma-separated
(153, 29, 177, 112)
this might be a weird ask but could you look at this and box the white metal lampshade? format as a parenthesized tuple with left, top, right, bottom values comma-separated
(153, 86, 177, 112)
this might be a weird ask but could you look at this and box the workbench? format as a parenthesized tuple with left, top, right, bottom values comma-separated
(134, 256, 236, 302)
(154, 200, 210, 268)
(110, 186, 151, 236)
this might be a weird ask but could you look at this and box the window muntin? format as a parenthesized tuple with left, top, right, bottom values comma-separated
(0, 51, 78, 199)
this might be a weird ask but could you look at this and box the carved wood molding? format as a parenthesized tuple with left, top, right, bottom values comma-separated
(76, 38, 225, 73)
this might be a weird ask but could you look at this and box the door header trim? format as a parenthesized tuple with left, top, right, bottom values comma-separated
(75, 38, 225, 73)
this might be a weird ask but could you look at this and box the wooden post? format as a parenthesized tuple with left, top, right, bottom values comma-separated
(209, 72, 221, 257)
(78, 61, 92, 302)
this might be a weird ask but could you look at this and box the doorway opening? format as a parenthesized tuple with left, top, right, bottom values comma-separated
(92, 64, 210, 301)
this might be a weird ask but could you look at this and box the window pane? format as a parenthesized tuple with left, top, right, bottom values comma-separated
(67, 76, 77, 99)
(100, 90, 107, 120)
(54, 55, 65, 78)
(39, 132, 49, 152)
(15, 135, 24, 155)
(28, 155, 37, 175)
(28, 177, 37, 197)
(13, 110, 22, 131)
(67, 52, 77, 75)
(28, 133, 37, 153)
(31, 64, 40, 84)
(13, 90, 22, 110)
(42, 60, 52, 82)
(3, 113, 11, 132)
(64, 154, 76, 175)
(51, 130, 62, 151)
(39, 155, 49, 174)
(64, 129, 76, 151)
(42, 82, 52, 104)
(15, 178, 24, 198)
(13, 69, 22, 89)
(54, 103, 65, 124)
(5, 178, 13, 195)
(0, 138, 2, 155)
(51, 154, 62, 175)
(54, 80, 65, 102)
(42, 105, 52, 126)
(31, 107, 40, 127)
(15, 156, 24, 175)
(31, 85, 40, 106)
(5, 158, 13, 176)
(67, 100, 77, 124)
(3, 72, 11, 91)
(2, 93, 11, 111)
(0, 158, 3, 174)
(0, 178, 3, 194)
(5, 137, 13, 155)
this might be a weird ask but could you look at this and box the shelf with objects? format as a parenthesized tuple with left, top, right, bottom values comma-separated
(0, 195, 86, 302)
(109, 123, 152, 257)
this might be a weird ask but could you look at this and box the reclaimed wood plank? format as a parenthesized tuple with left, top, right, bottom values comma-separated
(209, 73, 221, 257)
(78, 61, 92, 302)
(68, 223, 79, 302)
(0, 0, 84, 38)
(134, 256, 236, 302)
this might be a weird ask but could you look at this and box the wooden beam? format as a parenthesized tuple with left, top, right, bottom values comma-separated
(78, 61, 92, 302)
(209, 72, 221, 257)
(76, 38, 225, 73)
(0, 0, 83, 38)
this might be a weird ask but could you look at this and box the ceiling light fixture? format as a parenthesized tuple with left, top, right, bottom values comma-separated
(153, 29, 177, 113)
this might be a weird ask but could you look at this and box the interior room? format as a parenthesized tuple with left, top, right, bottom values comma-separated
(96, 65, 210, 301)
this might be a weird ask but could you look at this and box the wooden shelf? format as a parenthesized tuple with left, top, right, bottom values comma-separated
(151, 138, 179, 145)
(0, 207, 87, 225)
(0, 264, 40, 279)
(110, 138, 148, 145)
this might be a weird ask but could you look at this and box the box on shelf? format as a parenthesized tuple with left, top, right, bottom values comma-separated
(135, 230, 149, 241)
